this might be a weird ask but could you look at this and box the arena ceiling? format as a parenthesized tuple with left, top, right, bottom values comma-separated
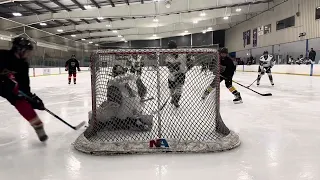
(0, 0, 273, 46)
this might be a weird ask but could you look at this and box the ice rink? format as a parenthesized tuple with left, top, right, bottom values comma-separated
(1, 71, 320, 180)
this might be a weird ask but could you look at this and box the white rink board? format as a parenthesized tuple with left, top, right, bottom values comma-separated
(28, 67, 89, 77)
(237, 64, 320, 76)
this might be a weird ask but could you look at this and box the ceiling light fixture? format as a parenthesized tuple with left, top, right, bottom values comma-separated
(12, 12, 22, 17)
(95, 44, 99, 46)
(193, 20, 198, 24)
(236, 8, 242, 12)
(97, 17, 104, 20)
(81, 39, 86, 41)
(202, 30, 206, 34)
(106, 24, 111, 27)
(207, 27, 213, 31)
(153, 18, 159, 22)
(118, 35, 123, 37)
(57, 29, 63, 32)
(223, 16, 229, 20)
(153, 34, 157, 37)
(71, 34, 76, 37)
(184, 30, 189, 33)
(112, 30, 118, 33)
(84, 5, 92, 9)
(125, 40, 128, 43)
(89, 41, 93, 44)
(165, 0, 172, 8)
(200, 12, 206, 17)
(121, 38, 125, 41)
(40, 22, 47, 26)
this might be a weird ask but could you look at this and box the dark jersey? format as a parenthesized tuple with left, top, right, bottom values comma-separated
(65, 58, 80, 72)
(0, 50, 31, 95)
(220, 56, 236, 77)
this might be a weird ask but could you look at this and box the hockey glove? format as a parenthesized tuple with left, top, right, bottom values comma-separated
(29, 94, 45, 110)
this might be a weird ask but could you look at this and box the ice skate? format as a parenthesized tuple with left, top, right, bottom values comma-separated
(257, 81, 260, 86)
(233, 92, 243, 104)
(270, 81, 274, 86)
(34, 125, 48, 142)
(68, 80, 71, 85)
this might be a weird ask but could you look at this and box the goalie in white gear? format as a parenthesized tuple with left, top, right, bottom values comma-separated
(87, 64, 153, 134)
(257, 51, 275, 86)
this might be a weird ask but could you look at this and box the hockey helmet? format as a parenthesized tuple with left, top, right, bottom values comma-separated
(219, 47, 228, 54)
(263, 51, 269, 55)
(11, 37, 34, 52)
(168, 40, 177, 49)
(71, 54, 76, 58)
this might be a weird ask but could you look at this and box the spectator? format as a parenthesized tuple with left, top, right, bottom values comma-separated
(309, 48, 316, 62)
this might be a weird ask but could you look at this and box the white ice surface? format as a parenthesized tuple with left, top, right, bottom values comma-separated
(1, 72, 320, 180)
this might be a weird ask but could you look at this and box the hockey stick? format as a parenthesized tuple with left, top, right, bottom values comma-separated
(220, 75, 272, 96)
(247, 78, 258, 88)
(151, 96, 171, 115)
(18, 91, 86, 130)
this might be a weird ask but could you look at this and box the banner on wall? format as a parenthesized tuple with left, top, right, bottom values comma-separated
(243, 30, 251, 47)
(257, 26, 264, 36)
(253, 28, 258, 47)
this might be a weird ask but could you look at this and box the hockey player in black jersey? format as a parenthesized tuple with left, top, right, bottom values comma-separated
(202, 47, 243, 104)
(65, 54, 81, 84)
(0, 37, 48, 142)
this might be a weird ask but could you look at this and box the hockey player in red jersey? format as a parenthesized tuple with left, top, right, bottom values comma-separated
(65, 54, 81, 84)
(0, 37, 48, 142)
(202, 47, 243, 104)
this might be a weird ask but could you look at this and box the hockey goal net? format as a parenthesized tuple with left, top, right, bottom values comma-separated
(74, 48, 240, 155)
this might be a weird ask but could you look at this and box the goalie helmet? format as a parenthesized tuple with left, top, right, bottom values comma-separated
(219, 47, 228, 54)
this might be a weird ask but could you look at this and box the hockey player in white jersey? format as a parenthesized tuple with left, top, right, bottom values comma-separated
(257, 51, 275, 86)
(128, 54, 147, 100)
(87, 64, 153, 133)
(165, 40, 190, 108)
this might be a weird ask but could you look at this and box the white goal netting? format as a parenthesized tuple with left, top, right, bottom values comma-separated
(74, 48, 240, 155)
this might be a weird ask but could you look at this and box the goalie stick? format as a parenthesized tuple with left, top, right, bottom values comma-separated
(18, 91, 86, 130)
(220, 75, 272, 96)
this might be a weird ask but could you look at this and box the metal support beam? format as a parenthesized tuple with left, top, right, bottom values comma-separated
(108, 0, 115, 7)
(71, 0, 86, 10)
(33, 1, 56, 13)
(90, 0, 101, 8)
(50, 0, 72, 11)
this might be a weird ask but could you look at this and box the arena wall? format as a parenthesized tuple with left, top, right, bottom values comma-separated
(225, 0, 320, 52)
